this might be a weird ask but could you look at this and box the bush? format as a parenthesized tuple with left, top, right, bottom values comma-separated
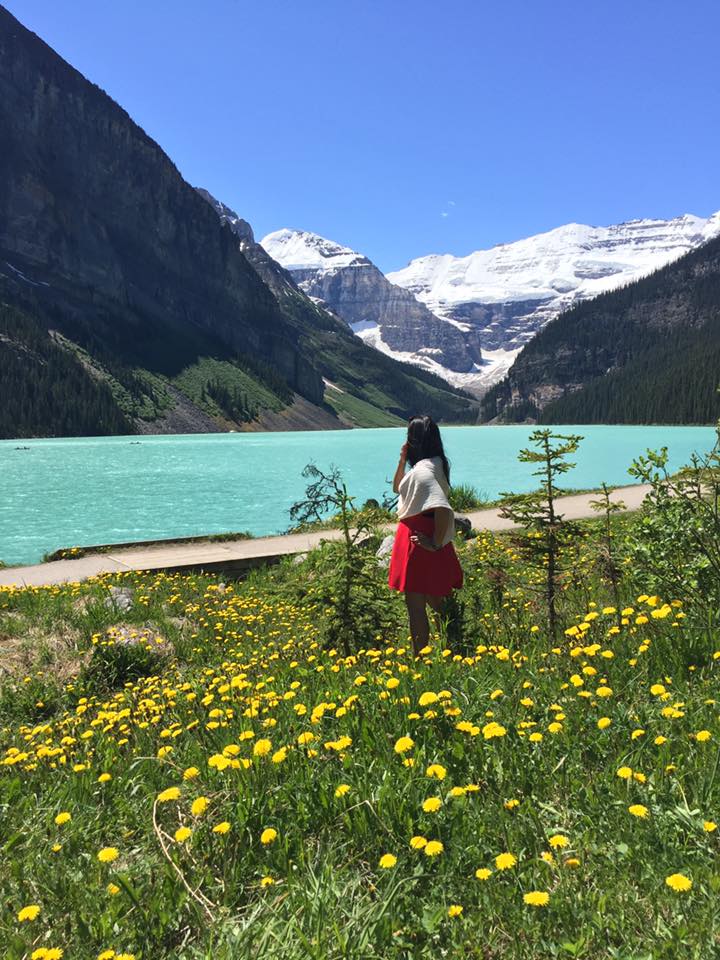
(79, 629, 169, 693)
(448, 483, 488, 512)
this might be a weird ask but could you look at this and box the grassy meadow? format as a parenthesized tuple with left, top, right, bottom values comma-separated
(2, 438, 720, 959)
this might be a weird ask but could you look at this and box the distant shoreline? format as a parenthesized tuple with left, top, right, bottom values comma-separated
(1, 421, 718, 444)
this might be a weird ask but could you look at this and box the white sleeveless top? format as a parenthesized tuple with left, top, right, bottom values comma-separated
(396, 456, 455, 546)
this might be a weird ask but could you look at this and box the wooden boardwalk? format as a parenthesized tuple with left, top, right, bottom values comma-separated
(0, 484, 651, 588)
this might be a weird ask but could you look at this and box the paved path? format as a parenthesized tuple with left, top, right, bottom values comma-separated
(0, 483, 651, 589)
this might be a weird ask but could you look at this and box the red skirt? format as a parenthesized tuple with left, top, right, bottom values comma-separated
(388, 513, 463, 596)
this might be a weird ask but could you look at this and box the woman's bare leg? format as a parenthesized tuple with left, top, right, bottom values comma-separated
(426, 594, 444, 637)
(405, 591, 429, 655)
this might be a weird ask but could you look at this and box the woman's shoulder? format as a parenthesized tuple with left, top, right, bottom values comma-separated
(418, 456, 444, 473)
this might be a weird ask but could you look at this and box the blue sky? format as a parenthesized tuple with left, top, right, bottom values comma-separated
(7, 0, 720, 272)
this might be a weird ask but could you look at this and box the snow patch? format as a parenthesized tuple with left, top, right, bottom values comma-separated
(3, 261, 50, 287)
(261, 229, 367, 273)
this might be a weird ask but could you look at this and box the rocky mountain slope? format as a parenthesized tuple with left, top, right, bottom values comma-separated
(0, 5, 475, 438)
(261, 229, 484, 388)
(480, 231, 720, 424)
(194, 191, 478, 428)
(388, 214, 720, 387)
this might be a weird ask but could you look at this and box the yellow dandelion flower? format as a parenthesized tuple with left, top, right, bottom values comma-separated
(424, 840, 444, 856)
(17, 904, 41, 922)
(260, 876, 275, 887)
(335, 784, 351, 798)
(523, 891, 550, 907)
(97, 847, 119, 863)
(617, 766, 633, 780)
(260, 827, 277, 845)
(410, 835, 428, 849)
(55, 811, 71, 826)
(394, 736, 414, 754)
(548, 834, 569, 849)
(379, 853, 397, 869)
(191, 796, 209, 817)
(475, 867, 492, 880)
(253, 738, 272, 757)
(174, 826, 192, 843)
(495, 852, 517, 870)
(696, 730, 712, 742)
(419, 692, 439, 706)
(213, 821, 231, 834)
(98, 773, 112, 783)
(207, 754, 230, 770)
(426, 763, 447, 780)
(703, 821, 717, 832)
(565, 857, 581, 868)
(628, 804, 649, 818)
(422, 796, 442, 813)
(597, 717, 612, 730)
(157, 786, 181, 803)
(665, 873, 692, 892)
(447, 904, 463, 917)
(482, 721, 507, 739)
(107, 883, 120, 895)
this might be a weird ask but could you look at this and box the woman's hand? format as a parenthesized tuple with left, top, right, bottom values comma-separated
(393, 442, 409, 494)
(410, 531, 438, 551)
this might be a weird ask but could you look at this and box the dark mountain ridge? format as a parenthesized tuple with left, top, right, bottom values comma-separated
(0, 4, 321, 397)
(0, 5, 475, 437)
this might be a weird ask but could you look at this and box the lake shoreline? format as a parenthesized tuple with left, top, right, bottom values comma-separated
(0, 483, 652, 587)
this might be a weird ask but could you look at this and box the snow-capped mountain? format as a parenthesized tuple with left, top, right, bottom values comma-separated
(262, 213, 720, 395)
(388, 213, 720, 385)
(261, 229, 484, 382)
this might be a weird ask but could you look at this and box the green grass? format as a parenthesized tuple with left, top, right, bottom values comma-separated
(323, 386, 405, 428)
(42, 532, 255, 563)
(1, 516, 720, 958)
(172, 357, 286, 419)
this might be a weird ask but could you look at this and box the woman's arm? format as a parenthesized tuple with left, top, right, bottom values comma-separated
(432, 507, 453, 548)
(411, 506, 454, 551)
(392, 443, 408, 493)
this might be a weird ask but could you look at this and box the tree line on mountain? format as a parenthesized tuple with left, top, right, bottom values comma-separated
(539, 319, 720, 423)
(202, 379, 259, 423)
(0, 303, 132, 439)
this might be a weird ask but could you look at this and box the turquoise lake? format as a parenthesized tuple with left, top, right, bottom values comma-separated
(1, 425, 717, 565)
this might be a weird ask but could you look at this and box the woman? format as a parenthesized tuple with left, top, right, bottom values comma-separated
(388, 415, 463, 654)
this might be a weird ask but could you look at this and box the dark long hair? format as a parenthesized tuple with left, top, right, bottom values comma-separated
(406, 415, 451, 483)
